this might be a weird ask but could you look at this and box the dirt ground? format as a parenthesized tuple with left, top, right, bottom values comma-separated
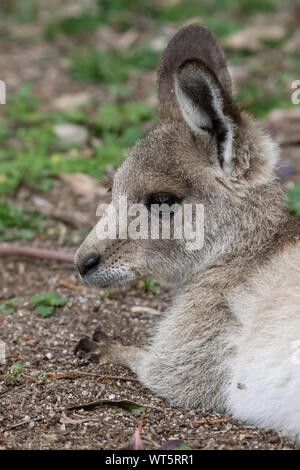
(1, 1, 300, 450)
(0, 247, 298, 450)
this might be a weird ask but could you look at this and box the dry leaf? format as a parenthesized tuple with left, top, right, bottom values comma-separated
(67, 399, 162, 414)
(128, 427, 144, 450)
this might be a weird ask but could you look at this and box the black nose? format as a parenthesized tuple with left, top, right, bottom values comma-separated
(78, 252, 101, 277)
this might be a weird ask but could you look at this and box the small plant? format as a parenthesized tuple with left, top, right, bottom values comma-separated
(32, 371, 45, 382)
(30, 291, 67, 317)
(139, 279, 161, 295)
(0, 297, 19, 315)
(4, 363, 24, 385)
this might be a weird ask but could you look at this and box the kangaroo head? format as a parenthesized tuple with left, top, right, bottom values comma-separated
(75, 24, 280, 288)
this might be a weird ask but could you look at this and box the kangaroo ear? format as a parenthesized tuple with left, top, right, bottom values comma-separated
(157, 24, 241, 173)
(175, 60, 241, 172)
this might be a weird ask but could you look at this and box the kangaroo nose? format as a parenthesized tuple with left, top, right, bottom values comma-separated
(78, 252, 101, 277)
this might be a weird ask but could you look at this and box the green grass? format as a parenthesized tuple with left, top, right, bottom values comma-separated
(71, 45, 160, 85)
(0, 297, 19, 315)
(1, 0, 297, 205)
(154, 0, 277, 22)
(1, 0, 38, 23)
(0, 202, 43, 241)
(0, 83, 155, 196)
(235, 74, 295, 118)
(46, 14, 100, 39)
(43, 0, 283, 44)
(98, 0, 279, 30)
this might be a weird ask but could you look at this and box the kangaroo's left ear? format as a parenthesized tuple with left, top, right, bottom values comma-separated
(157, 24, 242, 174)
(175, 59, 241, 173)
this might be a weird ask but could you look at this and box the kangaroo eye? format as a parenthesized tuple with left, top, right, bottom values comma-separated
(146, 192, 181, 215)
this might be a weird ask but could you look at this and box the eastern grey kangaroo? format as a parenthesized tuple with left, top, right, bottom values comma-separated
(75, 24, 300, 440)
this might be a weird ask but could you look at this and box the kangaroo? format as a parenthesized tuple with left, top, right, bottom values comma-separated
(74, 24, 300, 440)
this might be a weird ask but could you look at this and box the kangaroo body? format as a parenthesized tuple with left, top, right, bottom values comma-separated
(75, 25, 300, 440)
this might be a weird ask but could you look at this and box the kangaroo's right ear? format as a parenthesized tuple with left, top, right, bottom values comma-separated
(157, 24, 242, 173)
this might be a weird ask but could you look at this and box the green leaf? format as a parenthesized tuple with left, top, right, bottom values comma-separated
(30, 290, 67, 316)
(30, 293, 45, 306)
(35, 305, 54, 317)
(0, 297, 19, 315)
(120, 402, 145, 416)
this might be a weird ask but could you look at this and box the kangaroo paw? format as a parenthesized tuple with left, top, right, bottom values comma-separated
(74, 329, 113, 363)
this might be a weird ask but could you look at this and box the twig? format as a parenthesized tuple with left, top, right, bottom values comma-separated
(138, 409, 146, 433)
(194, 417, 230, 425)
(4, 416, 42, 431)
(95, 374, 139, 382)
(58, 279, 83, 291)
(47, 370, 138, 382)
(0, 244, 74, 263)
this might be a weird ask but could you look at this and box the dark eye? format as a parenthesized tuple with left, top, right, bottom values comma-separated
(146, 192, 181, 215)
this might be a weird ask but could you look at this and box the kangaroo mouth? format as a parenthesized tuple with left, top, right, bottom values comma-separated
(80, 266, 135, 289)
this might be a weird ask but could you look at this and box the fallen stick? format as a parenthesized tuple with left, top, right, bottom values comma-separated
(0, 244, 74, 263)
(47, 370, 138, 382)
(4, 416, 42, 431)
(58, 279, 83, 291)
